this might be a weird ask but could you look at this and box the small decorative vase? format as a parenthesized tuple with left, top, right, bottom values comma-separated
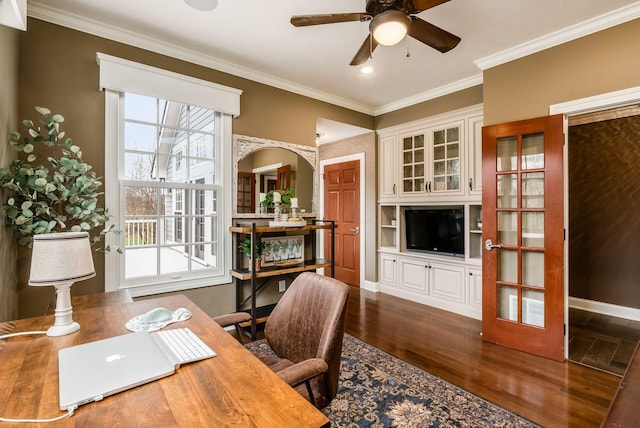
(255, 258, 262, 272)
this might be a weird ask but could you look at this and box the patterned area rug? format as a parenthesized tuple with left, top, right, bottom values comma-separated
(247, 334, 542, 428)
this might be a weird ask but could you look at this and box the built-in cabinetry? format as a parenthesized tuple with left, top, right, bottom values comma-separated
(377, 105, 483, 320)
(230, 220, 335, 338)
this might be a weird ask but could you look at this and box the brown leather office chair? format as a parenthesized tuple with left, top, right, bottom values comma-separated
(214, 272, 350, 408)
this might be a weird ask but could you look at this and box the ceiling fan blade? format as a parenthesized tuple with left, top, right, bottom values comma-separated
(291, 13, 369, 27)
(350, 34, 378, 66)
(408, 0, 451, 13)
(408, 16, 461, 53)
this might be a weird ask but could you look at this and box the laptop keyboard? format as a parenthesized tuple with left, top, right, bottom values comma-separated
(154, 327, 216, 364)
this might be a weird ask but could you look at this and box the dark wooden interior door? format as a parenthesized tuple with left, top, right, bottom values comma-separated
(237, 172, 255, 213)
(482, 114, 565, 361)
(324, 160, 360, 286)
(276, 164, 290, 190)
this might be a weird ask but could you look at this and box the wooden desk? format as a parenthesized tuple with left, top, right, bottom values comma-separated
(0, 294, 329, 427)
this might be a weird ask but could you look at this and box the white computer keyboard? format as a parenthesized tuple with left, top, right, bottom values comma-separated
(154, 327, 216, 364)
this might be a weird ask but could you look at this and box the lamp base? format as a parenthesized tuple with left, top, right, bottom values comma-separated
(47, 322, 80, 337)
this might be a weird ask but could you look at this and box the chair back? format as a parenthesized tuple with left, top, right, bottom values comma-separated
(265, 272, 350, 402)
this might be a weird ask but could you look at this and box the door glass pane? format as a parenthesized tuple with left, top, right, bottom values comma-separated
(497, 249, 518, 283)
(522, 133, 544, 170)
(498, 285, 518, 321)
(497, 136, 517, 171)
(522, 212, 544, 247)
(497, 174, 518, 208)
(523, 251, 544, 287)
(523, 289, 544, 327)
(498, 212, 517, 245)
(522, 172, 544, 208)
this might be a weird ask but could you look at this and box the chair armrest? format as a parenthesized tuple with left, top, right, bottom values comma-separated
(276, 358, 328, 387)
(213, 312, 252, 328)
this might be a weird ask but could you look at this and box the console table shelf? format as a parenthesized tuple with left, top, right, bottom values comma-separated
(230, 220, 335, 339)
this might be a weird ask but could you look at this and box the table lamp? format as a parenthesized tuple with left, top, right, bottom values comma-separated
(28, 231, 96, 337)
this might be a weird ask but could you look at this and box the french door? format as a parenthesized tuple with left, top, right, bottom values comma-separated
(482, 115, 565, 361)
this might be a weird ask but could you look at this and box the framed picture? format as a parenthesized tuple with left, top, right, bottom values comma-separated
(261, 235, 304, 267)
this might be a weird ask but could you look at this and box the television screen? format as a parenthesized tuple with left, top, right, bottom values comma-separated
(404, 207, 465, 257)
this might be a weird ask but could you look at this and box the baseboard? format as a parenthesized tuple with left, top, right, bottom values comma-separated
(361, 280, 379, 292)
(569, 296, 640, 322)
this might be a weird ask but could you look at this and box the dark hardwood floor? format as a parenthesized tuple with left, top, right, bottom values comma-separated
(344, 286, 621, 428)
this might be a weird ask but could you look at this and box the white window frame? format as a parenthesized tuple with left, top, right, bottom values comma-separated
(99, 53, 241, 296)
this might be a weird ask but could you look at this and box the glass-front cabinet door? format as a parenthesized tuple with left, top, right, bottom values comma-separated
(431, 124, 461, 194)
(482, 115, 564, 361)
(401, 133, 427, 194)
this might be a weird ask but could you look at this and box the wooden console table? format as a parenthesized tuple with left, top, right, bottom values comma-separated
(0, 293, 329, 427)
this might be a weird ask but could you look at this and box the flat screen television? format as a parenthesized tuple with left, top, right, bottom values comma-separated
(404, 207, 465, 257)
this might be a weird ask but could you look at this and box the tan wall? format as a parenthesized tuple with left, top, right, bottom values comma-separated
(319, 132, 377, 283)
(0, 26, 19, 322)
(16, 18, 375, 318)
(375, 85, 483, 129)
(484, 18, 640, 125)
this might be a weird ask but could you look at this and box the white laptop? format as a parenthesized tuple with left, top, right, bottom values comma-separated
(58, 327, 216, 410)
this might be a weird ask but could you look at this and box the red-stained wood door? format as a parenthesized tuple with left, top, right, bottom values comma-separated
(482, 114, 565, 361)
(324, 160, 360, 286)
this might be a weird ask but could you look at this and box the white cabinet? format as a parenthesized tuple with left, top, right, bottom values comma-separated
(467, 114, 483, 196)
(379, 136, 398, 199)
(379, 253, 397, 288)
(377, 105, 482, 202)
(379, 252, 473, 318)
(468, 267, 483, 318)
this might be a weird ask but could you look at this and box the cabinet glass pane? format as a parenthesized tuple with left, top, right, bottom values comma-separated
(415, 149, 424, 163)
(434, 130, 445, 145)
(522, 133, 544, 170)
(523, 251, 544, 287)
(498, 285, 518, 321)
(447, 143, 459, 158)
(414, 178, 424, 191)
(497, 212, 517, 246)
(447, 176, 459, 190)
(415, 164, 424, 177)
(434, 145, 445, 160)
(522, 289, 544, 327)
(447, 159, 460, 174)
(522, 212, 544, 247)
(433, 176, 445, 191)
(497, 174, 518, 208)
(498, 249, 518, 283)
(403, 137, 413, 150)
(414, 134, 424, 148)
(522, 172, 544, 208)
(497, 136, 517, 171)
(447, 127, 459, 141)
(403, 165, 413, 178)
(403, 151, 413, 164)
(434, 161, 445, 175)
(403, 180, 413, 192)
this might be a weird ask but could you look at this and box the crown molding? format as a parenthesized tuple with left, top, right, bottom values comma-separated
(475, 2, 640, 71)
(27, 2, 377, 116)
(373, 74, 483, 116)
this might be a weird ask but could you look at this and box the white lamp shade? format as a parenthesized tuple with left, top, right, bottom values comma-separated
(29, 232, 96, 287)
(371, 10, 411, 46)
(184, 0, 218, 11)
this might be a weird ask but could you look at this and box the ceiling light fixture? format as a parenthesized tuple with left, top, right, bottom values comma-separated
(361, 66, 373, 74)
(183, 0, 218, 11)
(370, 10, 411, 46)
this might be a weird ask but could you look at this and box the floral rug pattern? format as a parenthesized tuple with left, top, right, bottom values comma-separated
(246, 334, 542, 428)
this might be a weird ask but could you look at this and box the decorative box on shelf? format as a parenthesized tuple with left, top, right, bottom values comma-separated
(269, 220, 306, 227)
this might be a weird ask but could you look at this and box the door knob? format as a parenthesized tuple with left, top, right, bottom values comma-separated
(484, 239, 502, 251)
(350, 226, 360, 234)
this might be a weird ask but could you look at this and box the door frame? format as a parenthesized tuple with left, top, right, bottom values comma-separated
(319, 153, 366, 287)
(550, 85, 640, 359)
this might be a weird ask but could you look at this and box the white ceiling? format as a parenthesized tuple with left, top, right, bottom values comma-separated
(27, 0, 640, 140)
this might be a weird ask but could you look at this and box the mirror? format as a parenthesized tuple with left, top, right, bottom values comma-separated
(233, 135, 318, 217)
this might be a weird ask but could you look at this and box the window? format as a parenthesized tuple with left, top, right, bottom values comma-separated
(99, 53, 241, 296)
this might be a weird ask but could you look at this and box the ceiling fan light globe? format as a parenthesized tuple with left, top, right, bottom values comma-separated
(184, 0, 218, 11)
(370, 10, 411, 46)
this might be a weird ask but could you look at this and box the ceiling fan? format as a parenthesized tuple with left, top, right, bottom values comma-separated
(291, 0, 461, 66)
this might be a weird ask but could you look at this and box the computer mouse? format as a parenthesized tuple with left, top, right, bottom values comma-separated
(140, 307, 173, 324)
